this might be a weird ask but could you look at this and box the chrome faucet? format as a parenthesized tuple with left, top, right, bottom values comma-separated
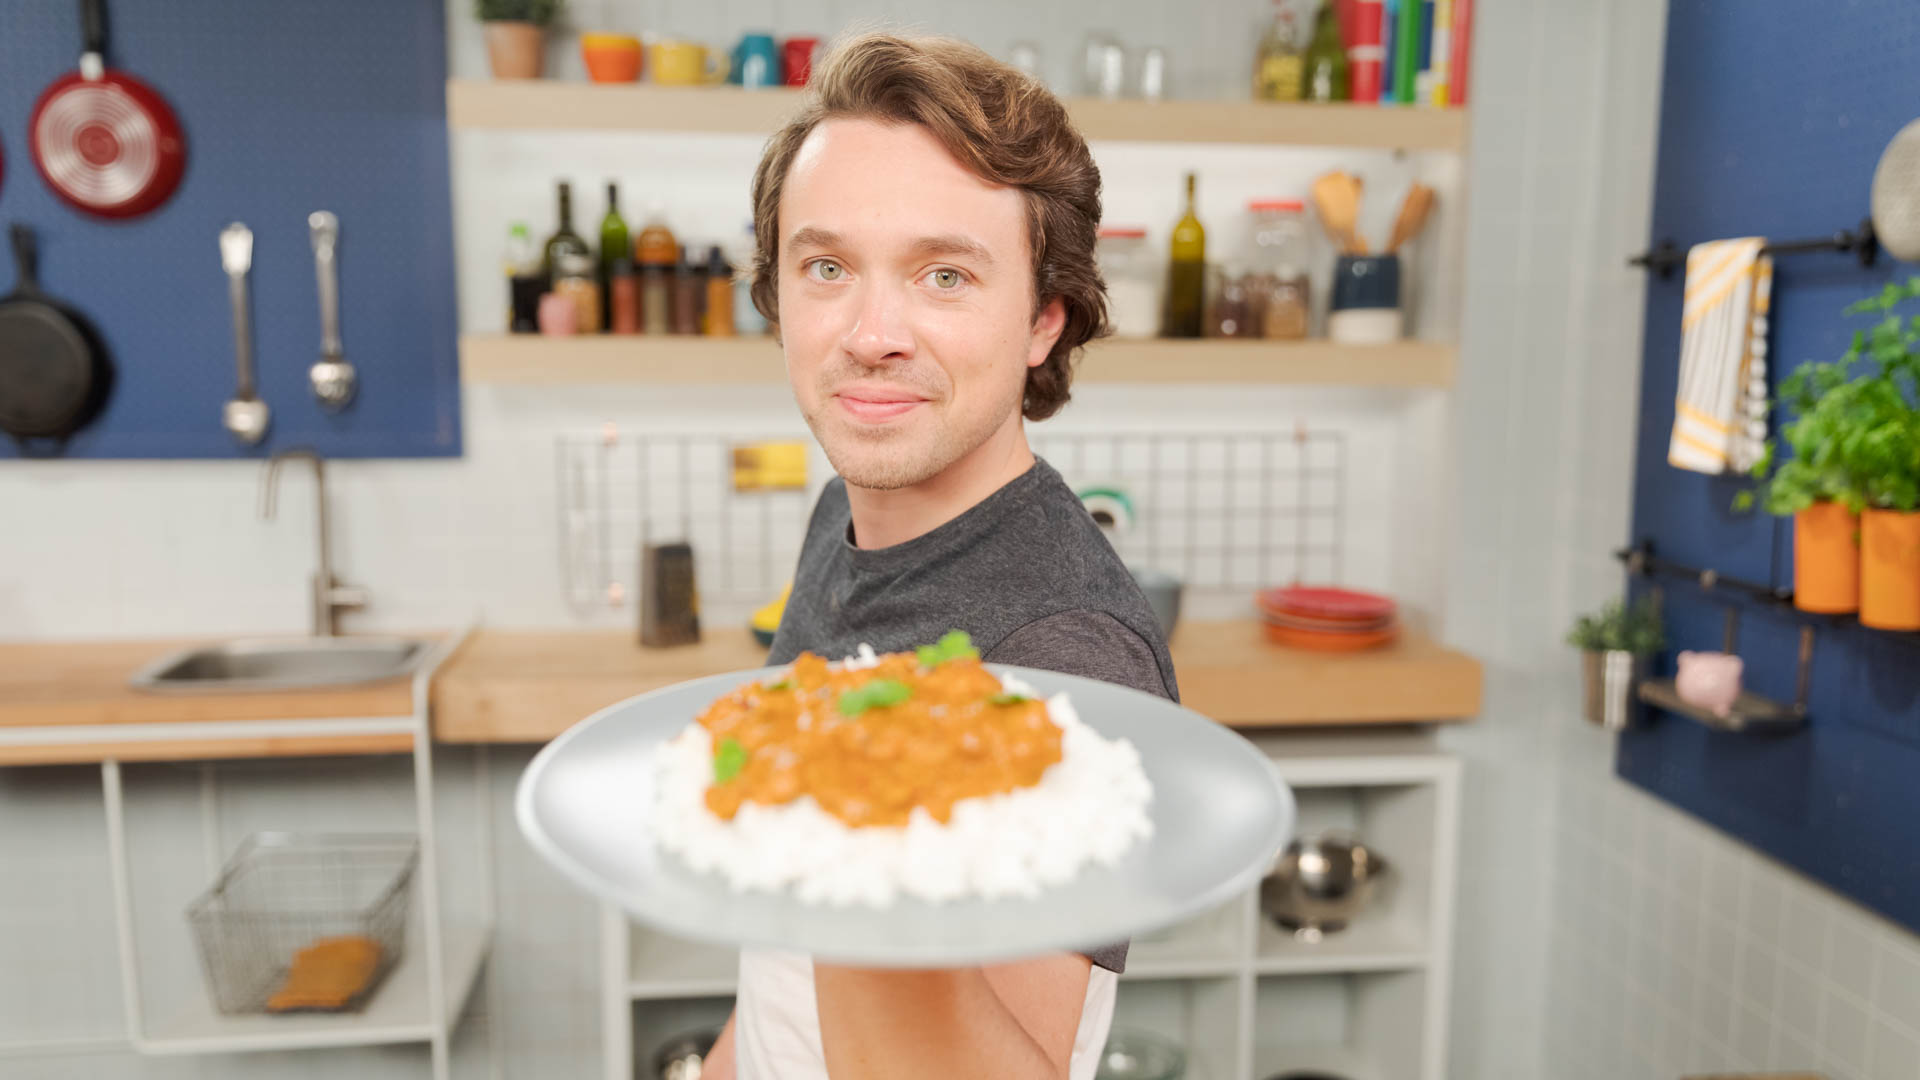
(261, 448, 369, 636)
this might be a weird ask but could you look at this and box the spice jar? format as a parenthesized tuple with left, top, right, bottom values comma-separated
(670, 246, 705, 335)
(608, 259, 640, 334)
(1245, 199, 1312, 339)
(1205, 263, 1258, 338)
(702, 246, 735, 336)
(1096, 227, 1161, 339)
(552, 252, 601, 334)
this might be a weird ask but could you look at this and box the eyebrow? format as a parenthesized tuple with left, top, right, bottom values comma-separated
(785, 227, 996, 269)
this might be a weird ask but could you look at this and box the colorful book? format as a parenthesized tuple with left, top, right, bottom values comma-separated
(1381, 0, 1400, 102)
(1431, 0, 1453, 105)
(1448, 0, 1473, 105)
(1349, 0, 1386, 103)
(1393, 0, 1422, 103)
(1416, 0, 1435, 104)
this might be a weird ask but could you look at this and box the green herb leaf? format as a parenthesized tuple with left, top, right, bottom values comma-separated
(713, 737, 748, 784)
(916, 629, 980, 667)
(988, 692, 1035, 706)
(765, 679, 792, 692)
(837, 678, 912, 717)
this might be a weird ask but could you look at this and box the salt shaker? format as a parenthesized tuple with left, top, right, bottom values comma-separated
(1137, 47, 1168, 102)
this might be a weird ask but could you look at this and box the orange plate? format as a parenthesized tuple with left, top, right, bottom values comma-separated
(1261, 621, 1400, 651)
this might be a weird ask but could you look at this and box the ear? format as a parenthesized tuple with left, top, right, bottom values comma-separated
(1027, 297, 1068, 370)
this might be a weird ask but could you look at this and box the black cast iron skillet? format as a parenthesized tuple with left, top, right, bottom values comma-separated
(0, 223, 112, 452)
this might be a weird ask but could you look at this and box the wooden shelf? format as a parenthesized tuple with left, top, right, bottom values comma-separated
(458, 333, 1457, 388)
(431, 620, 1480, 744)
(447, 78, 1468, 151)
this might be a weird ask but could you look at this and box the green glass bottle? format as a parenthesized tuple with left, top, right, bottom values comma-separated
(1302, 0, 1350, 102)
(1162, 172, 1206, 339)
(542, 181, 591, 284)
(597, 182, 630, 334)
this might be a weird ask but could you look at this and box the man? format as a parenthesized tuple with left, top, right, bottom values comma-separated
(700, 31, 1179, 1080)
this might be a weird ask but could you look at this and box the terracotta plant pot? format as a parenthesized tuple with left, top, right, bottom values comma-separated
(1794, 501, 1861, 614)
(485, 21, 546, 79)
(1860, 508, 1920, 630)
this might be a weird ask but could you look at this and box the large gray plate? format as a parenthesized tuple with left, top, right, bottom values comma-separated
(516, 664, 1295, 966)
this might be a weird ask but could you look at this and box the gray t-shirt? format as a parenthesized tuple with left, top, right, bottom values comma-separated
(768, 458, 1180, 973)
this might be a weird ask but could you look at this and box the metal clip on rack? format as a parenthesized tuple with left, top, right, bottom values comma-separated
(1627, 217, 1879, 280)
(1619, 544, 1811, 734)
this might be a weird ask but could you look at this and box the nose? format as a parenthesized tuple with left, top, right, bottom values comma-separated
(838, 279, 915, 368)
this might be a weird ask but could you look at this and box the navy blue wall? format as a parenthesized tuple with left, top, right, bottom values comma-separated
(0, 0, 459, 458)
(1621, 1, 1920, 929)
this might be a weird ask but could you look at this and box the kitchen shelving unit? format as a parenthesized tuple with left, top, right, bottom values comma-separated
(446, 79, 1468, 150)
(0, 630, 494, 1078)
(597, 733, 1459, 1080)
(459, 333, 1458, 388)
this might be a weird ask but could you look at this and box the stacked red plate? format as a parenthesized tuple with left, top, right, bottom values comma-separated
(1256, 586, 1399, 651)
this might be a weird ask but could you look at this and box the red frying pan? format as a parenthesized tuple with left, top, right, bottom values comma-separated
(30, 0, 186, 220)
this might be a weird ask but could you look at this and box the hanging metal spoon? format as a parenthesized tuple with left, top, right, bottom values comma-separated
(219, 223, 270, 445)
(308, 211, 356, 411)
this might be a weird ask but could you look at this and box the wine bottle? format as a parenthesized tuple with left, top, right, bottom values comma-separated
(543, 181, 591, 288)
(1162, 172, 1206, 339)
(598, 182, 629, 334)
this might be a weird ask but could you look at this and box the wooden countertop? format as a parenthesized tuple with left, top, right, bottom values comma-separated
(0, 621, 1480, 765)
(0, 637, 426, 766)
(431, 619, 1482, 744)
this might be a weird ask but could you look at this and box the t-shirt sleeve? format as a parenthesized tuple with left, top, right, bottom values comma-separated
(984, 610, 1174, 701)
(983, 610, 1169, 975)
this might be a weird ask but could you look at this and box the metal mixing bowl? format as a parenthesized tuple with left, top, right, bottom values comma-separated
(1259, 833, 1389, 942)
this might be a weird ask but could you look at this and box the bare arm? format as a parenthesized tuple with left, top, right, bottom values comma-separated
(702, 1012, 738, 1080)
(815, 953, 1091, 1080)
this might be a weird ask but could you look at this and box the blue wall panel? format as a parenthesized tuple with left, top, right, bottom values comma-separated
(1621, 0, 1920, 929)
(0, 0, 459, 458)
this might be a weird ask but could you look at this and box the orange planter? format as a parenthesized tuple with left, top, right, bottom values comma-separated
(1861, 508, 1920, 630)
(1794, 501, 1860, 614)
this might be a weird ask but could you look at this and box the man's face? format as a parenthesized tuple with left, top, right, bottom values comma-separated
(775, 118, 1064, 491)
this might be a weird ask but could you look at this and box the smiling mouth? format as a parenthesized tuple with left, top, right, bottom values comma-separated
(834, 391, 928, 423)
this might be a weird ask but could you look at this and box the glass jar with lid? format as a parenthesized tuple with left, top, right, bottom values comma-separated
(1244, 199, 1312, 339)
(1096, 226, 1161, 339)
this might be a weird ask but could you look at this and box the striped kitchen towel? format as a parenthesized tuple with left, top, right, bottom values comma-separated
(1670, 238, 1773, 474)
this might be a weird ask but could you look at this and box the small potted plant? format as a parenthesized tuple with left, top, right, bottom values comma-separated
(476, 0, 564, 80)
(1566, 598, 1663, 730)
(1743, 278, 1920, 626)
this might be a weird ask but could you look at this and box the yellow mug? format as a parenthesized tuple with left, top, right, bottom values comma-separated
(652, 40, 726, 86)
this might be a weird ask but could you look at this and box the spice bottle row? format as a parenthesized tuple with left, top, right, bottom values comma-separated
(505, 180, 772, 338)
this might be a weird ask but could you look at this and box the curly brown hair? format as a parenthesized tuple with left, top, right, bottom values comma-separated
(748, 31, 1107, 422)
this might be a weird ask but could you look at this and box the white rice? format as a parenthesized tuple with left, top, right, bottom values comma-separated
(651, 662, 1154, 908)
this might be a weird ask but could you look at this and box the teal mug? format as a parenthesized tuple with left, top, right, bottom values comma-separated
(731, 33, 782, 88)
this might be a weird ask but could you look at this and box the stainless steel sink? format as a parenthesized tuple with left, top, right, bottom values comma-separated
(129, 637, 430, 693)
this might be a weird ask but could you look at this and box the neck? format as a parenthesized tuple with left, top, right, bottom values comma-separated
(845, 413, 1035, 550)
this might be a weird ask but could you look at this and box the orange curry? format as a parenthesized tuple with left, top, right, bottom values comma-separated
(697, 645, 1062, 828)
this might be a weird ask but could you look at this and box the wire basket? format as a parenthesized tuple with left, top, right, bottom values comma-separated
(186, 832, 418, 1015)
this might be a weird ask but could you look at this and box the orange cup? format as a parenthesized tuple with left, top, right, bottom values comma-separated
(581, 33, 643, 83)
(1794, 501, 1861, 614)
(1861, 508, 1920, 630)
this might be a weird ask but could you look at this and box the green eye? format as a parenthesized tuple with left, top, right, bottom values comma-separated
(930, 269, 962, 289)
(811, 260, 843, 281)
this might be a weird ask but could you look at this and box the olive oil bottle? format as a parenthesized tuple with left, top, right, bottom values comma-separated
(1162, 172, 1206, 338)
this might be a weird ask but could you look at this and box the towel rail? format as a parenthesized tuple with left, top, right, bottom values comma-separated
(1627, 217, 1878, 279)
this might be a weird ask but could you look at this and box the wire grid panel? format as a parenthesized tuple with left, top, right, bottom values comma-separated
(557, 429, 815, 611)
(1031, 427, 1346, 590)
